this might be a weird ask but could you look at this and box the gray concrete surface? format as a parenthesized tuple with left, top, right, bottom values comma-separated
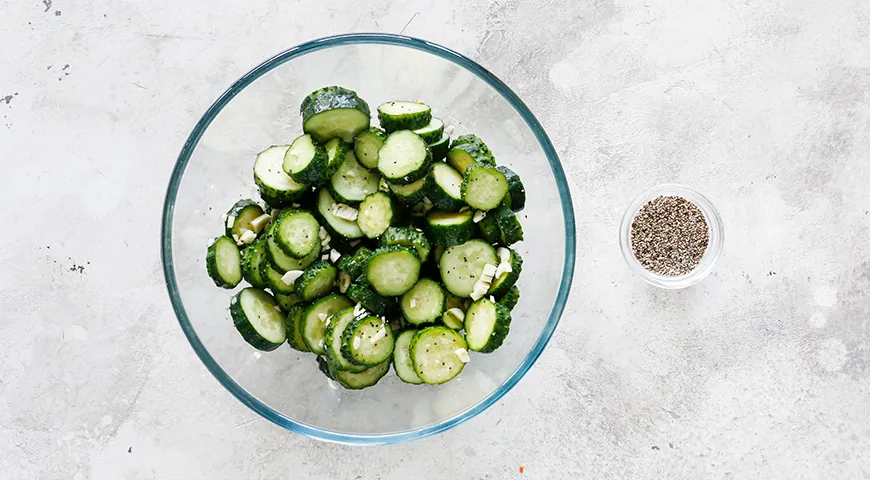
(1, 0, 869, 478)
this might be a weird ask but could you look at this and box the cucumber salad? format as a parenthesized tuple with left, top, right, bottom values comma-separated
(206, 86, 526, 389)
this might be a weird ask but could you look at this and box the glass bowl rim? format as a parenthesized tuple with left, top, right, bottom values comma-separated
(160, 33, 576, 445)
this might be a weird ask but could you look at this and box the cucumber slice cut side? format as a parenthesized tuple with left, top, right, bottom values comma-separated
(439, 239, 498, 297)
(393, 330, 423, 384)
(488, 247, 522, 297)
(425, 210, 474, 246)
(387, 177, 427, 205)
(332, 359, 391, 390)
(426, 162, 465, 211)
(353, 127, 387, 169)
(413, 117, 444, 143)
(357, 191, 396, 239)
(324, 138, 351, 179)
(342, 316, 395, 366)
(225, 199, 265, 239)
(283, 134, 328, 185)
(254, 145, 309, 206)
(265, 231, 321, 273)
(377, 101, 432, 133)
(230, 288, 286, 351)
(446, 136, 495, 174)
(441, 307, 465, 330)
(365, 246, 421, 296)
(296, 261, 337, 301)
(378, 130, 432, 185)
(316, 189, 364, 240)
(241, 237, 269, 289)
(464, 297, 512, 353)
(461, 163, 508, 211)
(428, 133, 451, 162)
(324, 308, 369, 373)
(206, 236, 242, 288)
(401, 278, 446, 326)
(301, 86, 371, 143)
(410, 326, 468, 384)
(497, 166, 526, 212)
(273, 209, 321, 259)
(285, 303, 310, 352)
(329, 151, 380, 204)
(379, 227, 431, 262)
(301, 294, 353, 354)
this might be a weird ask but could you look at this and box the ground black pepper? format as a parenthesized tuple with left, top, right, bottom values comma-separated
(630, 195, 709, 276)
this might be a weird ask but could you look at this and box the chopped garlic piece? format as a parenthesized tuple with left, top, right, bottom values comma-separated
(338, 272, 351, 293)
(444, 124, 455, 136)
(274, 305, 282, 312)
(472, 210, 486, 223)
(494, 262, 513, 278)
(459, 206, 470, 213)
(281, 270, 304, 285)
(318, 313, 327, 322)
(482, 264, 497, 278)
(321, 235, 331, 248)
(226, 215, 236, 229)
(371, 327, 387, 343)
(489, 296, 495, 303)
(239, 229, 257, 244)
(329, 249, 341, 263)
(291, 203, 301, 208)
(455, 348, 470, 363)
(332, 203, 358, 221)
(321, 253, 329, 261)
(353, 303, 367, 318)
(232, 233, 241, 245)
(250, 213, 272, 232)
(353, 336, 361, 349)
(319, 226, 328, 240)
(221, 213, 228, 222)
(409, 298, 417, 308)
(270, 208, 281, 219)
(444, 307, 465, 323)
(497, 247, 511, 264)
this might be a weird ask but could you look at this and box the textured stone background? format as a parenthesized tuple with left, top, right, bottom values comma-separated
(1, 0, 869, 478)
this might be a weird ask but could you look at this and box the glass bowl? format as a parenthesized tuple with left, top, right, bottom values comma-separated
(619, 184, 723, 289)
(161, 33, 576, 445)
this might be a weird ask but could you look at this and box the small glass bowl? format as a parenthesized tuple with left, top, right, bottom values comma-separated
(619, 184, 724, 289)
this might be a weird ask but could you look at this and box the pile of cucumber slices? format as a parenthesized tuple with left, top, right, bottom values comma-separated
(206, 86, 526, 389)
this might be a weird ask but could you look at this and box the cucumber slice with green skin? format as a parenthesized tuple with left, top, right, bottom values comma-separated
(450, 134, 488, 148)
(336, 246, 373, 278)
(241, 237, 269, 289)
(426, 162, 465, 211)
(285, 303, 310, 352)
(439, 239, 498, 297)
(446, 135, 495, 174)
(387, 177, 427, 205)
(316, 188, 364, 240)
(400, 278, 446, 326)
(441, 307, 465, 330)
(254, 145, 309, 206)
(346, 283, 396, 316)
(342, 316, 395, 366)
(425, 210, 474, 246)
(491, 203, 524, 246)
(329, 151, 380, 204)
(273, 209, 321, 259)
(230, 288, 286, 351)
(300, 294, 353, 354)
(446, 293, 464, 310)
(464, 297, 512, 353)
(357, 191, 396, 239)
(476, 214, 501, 244)
(488, 247, 522, 297)
(379, 227, 431, 263)
(366, 246, 421, 296)
(324, 308, 369, 373)
(275, 292, 303, 311)
(498, 285, 520, 311)
(413, 117, 444, 143)
(428, 133, 450, 162)
(265, 231, 321, 272)
(262, 262, 298, 295)
(323, 138, 351, 179)
(296, 261, 338, 301)
(224, 199, 266, 239)
(353, 127, 387, 169)
(332, 358, 391, 390)
(410, 326, 468, 384)
(206, 236, 242, 288)
(377, 101, 432, 133)
(378, 130, 432, 185)
(283, 134, 328, 185)
(393, 330, 423, 384)
(496, 166, 526, 212)
(301, 86, 371, 143)
(461, 163, 509, 211)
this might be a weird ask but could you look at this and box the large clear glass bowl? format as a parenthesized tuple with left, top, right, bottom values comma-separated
(161, 33, 576, 445)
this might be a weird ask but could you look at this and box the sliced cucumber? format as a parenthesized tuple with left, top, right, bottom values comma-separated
(464, 297, 512, 353)
(488, 247, 522, 297)
(441, 307, 465, 330)
(387, 176, 427, 205)
(425, 210, 474, 246)
(324, 307, 368, 373)
(393, 329, 423, 384)
(446, 292, 464, 310)
(283, 134, 328, 185)
(476, 214, 501, 244)
(273, 209, 320, 259)
(254, 145, 309, 206)
(230, 288, 286, 351)
(241, 237, 269, 289)
(461, 163, 508, 211)
(265, 230, 321, 272)
(353, 127, 386, 169)
(429, 133, 450, 162)
(491, 203, 524, 246)
(357, 191, 396, 239)
(346, 283, 396, 316)
(262, 262, 297, 295)
(285, 303, 310, 352)
(332, 359, 391, 390)
(439, 239, 498, 297)
(275, 292, 303, 311)
(366, 246, 421, 296)
(300, 294, 353, 354)
(316, 188, 364, 240)
(296, 261, 337, 301)
(379, 227, 431, 262)
(206, 236, 242, 288)
(336, 246, 373, 278)
(446, 135, 495, 174)
(497, 166, 526, 212)
(410, 326, 468, 384)
(413, 117, 444, 143)
(224, 199, 266, 240)
(400, 278, 446, 326)
(377, 101, 432, 133)
(329, 151, 379, 204)
(342, 316, 395, 366)
(378, 130, 432, 185)
(323, 137, 351, 179)
(498, 285, 520, 311)
(301, 86, 370, 143)
(426, 162, 464, 211)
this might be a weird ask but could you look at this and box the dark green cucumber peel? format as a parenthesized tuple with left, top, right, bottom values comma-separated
(379, 227, 431, 262)
(301, 86, 371, 143)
